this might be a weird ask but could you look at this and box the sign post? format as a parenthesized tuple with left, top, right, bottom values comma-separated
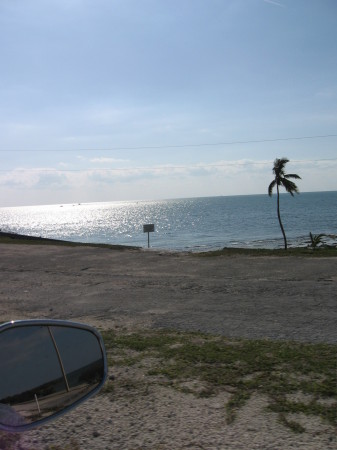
(143, 224, 155, 248)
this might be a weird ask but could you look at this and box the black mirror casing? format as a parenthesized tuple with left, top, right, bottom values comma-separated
(0, 320, 107, 432)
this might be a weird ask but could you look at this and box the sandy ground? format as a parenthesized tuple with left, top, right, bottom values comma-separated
(0, 243, 336, 449)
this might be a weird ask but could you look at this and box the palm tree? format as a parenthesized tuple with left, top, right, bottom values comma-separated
(268, 158, 301, 250)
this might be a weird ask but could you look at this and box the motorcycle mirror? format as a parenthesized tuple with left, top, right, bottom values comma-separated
(0, 320, 107, 432)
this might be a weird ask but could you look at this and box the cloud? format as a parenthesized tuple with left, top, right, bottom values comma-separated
(0, 160, 271, 190)
(89, 157, 130, 164)
(294, 158, 337, 170)
(77, 159, 272, 186)
(263, 0, 285, 7)
(0, 168, 69, 189)
(1, 158, 335, 207)
(34, 173, 69, 190)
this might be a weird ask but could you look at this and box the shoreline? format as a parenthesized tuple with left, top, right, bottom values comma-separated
(1, 191, 336, 253)
(1, 230, 337, 258)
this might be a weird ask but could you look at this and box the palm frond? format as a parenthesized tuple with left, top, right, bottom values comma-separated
(272, 158, 289, 176)
(274, 158, 289, 167)
(284, 173, 301, 180)
(268, 180, 276, 196)
(281, 178, 300, 196)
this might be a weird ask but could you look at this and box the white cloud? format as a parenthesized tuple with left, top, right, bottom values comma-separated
(0, 168, 68, 189)
(263, 0, 285, 7)
(0, 158, 335, 207)
(89, 157, 130, 164)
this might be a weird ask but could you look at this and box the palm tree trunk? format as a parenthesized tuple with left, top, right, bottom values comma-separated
(277, 185, 287, 250)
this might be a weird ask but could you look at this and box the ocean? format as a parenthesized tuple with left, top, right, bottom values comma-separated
(0, 192, 336, 251)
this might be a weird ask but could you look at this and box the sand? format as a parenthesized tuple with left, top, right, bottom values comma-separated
(0, 243, 336, 449)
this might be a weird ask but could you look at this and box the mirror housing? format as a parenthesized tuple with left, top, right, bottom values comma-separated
(0, 320, 107, 432)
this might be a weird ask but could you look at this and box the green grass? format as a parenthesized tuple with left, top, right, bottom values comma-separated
(1, 232, 336, 256)
(0, 232, 139, 250)
(196, 246, 337, 257)
(1, 330, 335, 449)
(102, 329, 337, 432)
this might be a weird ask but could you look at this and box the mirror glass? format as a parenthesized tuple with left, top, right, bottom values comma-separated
(0, 323, 106, 431)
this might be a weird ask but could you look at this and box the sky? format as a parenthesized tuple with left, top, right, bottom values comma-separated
(1, 0, 337, 207)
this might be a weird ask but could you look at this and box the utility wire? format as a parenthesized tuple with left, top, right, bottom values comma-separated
(1, 133, 337, 152)
(1, 158, 337, 173)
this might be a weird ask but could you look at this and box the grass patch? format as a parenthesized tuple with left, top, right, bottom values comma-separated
(1, 330, 335, 447)
(196, 246, 337, 257)
(1, 232, 336, 256)
(102, 329, 337, 432)
(0, 232, 139, 250)
(278, 414, 306, 434)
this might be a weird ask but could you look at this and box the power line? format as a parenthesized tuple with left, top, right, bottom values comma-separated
(1, 133, 337, 152)
(1, 158, 336, 173)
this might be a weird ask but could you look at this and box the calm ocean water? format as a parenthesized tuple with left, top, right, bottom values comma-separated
(0, 192, 336, 251)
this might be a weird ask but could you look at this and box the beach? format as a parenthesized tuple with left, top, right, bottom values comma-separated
(0, 243, 336, 449)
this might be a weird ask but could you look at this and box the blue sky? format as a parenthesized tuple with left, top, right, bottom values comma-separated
(1, 0, 336, 207)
